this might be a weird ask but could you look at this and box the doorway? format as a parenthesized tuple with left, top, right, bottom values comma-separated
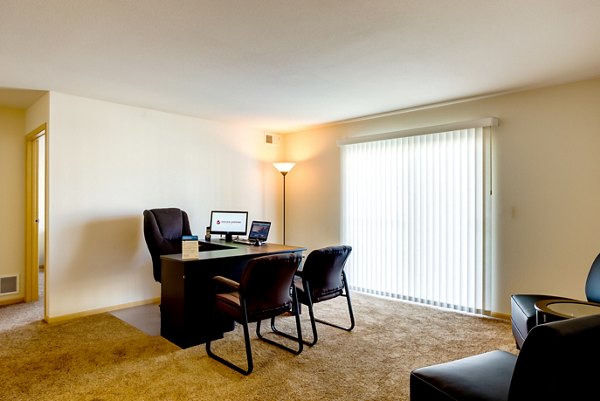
(25, 124, 46, 319)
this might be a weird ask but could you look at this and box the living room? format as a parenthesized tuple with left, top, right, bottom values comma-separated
(1, 1, 600, 399)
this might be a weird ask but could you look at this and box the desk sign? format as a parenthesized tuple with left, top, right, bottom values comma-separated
(181, 235, 199, 259)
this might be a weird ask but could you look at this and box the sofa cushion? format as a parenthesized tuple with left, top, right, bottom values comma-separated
(410, 350, 516, 401)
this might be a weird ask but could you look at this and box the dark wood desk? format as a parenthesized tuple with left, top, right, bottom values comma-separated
(160, 240, 306, 348)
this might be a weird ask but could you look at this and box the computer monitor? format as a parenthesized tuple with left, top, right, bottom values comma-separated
(209, 210, 248, 242)
(248, 221, 271, 242)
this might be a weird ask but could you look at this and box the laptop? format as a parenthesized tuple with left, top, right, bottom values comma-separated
(234, 221, 271, 245)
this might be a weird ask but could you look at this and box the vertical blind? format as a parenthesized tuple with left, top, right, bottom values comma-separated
(340, 126, 489, 314)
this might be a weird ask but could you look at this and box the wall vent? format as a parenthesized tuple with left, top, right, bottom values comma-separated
(0, 275, 18, 295)
(265, 133, 281, 146)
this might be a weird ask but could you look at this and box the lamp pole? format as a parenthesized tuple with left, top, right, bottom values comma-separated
(281, 171, 288, 245)
(273, 162, 295, 245)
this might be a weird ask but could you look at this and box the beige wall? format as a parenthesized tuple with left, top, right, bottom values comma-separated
(284, 77, 600, 314)
(2, 91, 283, 319)
(43, 92, 281, 319)
(25, 93, 49, 134)
(0, 107, 26, 303)
(4, 78, 600, 317)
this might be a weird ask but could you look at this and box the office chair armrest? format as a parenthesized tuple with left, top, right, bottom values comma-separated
(212, 275, 240, 291)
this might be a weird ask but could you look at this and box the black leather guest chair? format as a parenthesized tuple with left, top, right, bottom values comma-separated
(143, 208, 192, 283)
(274, 245, 354, 346)
(510, 252, 600, 348)
(205, 253, 304, 375)
(410, 314, 600, 401)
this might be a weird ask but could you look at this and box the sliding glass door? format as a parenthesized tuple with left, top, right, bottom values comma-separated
(340, 125, 491, 314)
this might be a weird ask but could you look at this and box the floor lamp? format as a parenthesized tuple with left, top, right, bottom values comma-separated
(273, 162, 295, 245)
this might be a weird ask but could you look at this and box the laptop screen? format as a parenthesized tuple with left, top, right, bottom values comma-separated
(248, 221, 271, 241)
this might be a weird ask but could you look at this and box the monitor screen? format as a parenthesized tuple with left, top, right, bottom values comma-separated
(248, 221, 271, 241)
(210, 210, 248, 241)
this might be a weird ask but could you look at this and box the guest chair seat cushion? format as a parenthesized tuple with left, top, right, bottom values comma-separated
(294, 276, 343, 303)
(410, 350, 516, 401)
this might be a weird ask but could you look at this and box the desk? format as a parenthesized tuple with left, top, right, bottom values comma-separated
(535, 298, 600, 325)
(160, 240, 306, 348)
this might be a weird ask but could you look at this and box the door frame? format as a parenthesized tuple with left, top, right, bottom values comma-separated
(24, 123, 46, 313)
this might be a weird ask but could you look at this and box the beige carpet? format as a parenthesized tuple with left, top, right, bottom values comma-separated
(0, 293, 517, 401)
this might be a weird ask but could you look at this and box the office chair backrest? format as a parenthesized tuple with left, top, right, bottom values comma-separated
(239, 253, 303, 321)
(301, 245, 352, 302)
(584, 253, 600, 303)
(508, 314, 600, 400)
(143, 208, 192, 282)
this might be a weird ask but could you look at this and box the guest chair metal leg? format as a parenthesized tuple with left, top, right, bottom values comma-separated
(277, 273, 355, 347)
(313, 272, 355, 332)
(205, 300, 254, 375)
(259, 287, 304, 354)
(271, 281, 320, 346)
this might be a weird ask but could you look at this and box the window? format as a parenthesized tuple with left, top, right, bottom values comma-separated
(340, 119, 495, 314)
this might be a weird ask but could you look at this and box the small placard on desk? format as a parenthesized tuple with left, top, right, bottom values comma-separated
(182, 235, 199, 259)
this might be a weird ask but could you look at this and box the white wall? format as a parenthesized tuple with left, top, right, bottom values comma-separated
(0, 107, 25, 303)
(284, 77, 600, 315)
(46, 92, 281, 319)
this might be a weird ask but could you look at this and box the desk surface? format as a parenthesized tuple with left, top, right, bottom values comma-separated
(161, 240, 306, 262)
(535, 298, 600, 320)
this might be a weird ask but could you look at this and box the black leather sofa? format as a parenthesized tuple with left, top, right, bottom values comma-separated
(510, 252, 600, 349)
(410, 314, 600, 401)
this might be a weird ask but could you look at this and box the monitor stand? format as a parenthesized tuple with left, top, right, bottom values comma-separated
(224, 233, 233, 242)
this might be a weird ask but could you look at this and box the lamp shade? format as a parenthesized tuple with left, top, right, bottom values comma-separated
(273, 162, 295, 175)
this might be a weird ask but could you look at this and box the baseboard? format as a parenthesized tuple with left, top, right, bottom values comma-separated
(490, 311, 511, 320)
(0, 296, 25, 307)
(45, 297, 160, 324)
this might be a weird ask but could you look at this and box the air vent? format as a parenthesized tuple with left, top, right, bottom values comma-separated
(0, 275, 18, 295)
(265, 133, 281, 146)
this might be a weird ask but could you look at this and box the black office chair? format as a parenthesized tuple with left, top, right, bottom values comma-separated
(510, 252, 600, 349)
(143, 208, 192, 283)
(273, 245, 354, 346)
(205, 253, 304, 375)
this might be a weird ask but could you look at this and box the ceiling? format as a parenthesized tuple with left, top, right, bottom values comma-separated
(1, 0, 600, 132)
